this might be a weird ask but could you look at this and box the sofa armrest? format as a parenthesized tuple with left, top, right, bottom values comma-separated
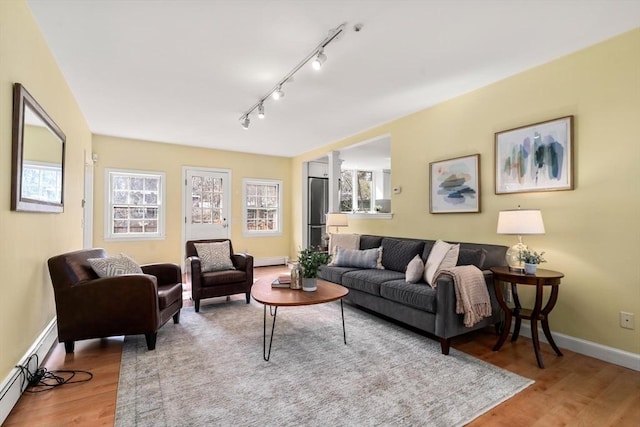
(433, 270, 497, 339)
(142, 263, 182, 286)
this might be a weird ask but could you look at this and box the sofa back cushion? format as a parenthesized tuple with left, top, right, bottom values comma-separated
(456, 248, 487, 269)
(381, 238, 425, 272)
(359, 235, 383, 250)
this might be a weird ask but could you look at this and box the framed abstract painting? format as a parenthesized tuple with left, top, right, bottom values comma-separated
(495, 116, 574, 194)
(429, 154, 480, 214)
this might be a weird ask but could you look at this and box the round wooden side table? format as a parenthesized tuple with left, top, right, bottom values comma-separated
(490, 266, 564, 368)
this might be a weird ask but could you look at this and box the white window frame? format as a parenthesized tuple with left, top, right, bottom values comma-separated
(340, 169, 375, 213)
(242, 178, 283, 237)
(104, 168, 166, 241)
(21, 160, 63, 203)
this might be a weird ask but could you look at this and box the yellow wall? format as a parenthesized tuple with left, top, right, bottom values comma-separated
(0, 0, 92, 380)
(293, 29, 640, 354)
(92, 135, 292, 265)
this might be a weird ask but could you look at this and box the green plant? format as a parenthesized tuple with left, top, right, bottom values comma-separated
(518, 249, 546, 265)
(297, 247, 331, 278)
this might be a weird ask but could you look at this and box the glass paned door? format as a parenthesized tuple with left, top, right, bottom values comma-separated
(185, 169, 230, 241)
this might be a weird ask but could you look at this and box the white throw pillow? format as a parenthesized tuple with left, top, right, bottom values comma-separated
(424, 240, 460, 286)
(194, 241, 235, 272)
(405, 254, 424, 284)
(88, 253, 143, 278)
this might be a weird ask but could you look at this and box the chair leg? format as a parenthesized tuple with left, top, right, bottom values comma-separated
(64, 341, 75, 353)
(245, 292, 251, 304)
(173, 310, 181, 324)
(194, 299, 200, 313)
(145, 333, 157, 351)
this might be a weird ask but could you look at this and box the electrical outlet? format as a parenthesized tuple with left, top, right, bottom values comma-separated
(620, 312, 635, 330)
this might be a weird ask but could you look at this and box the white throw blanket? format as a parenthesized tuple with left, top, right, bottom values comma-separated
(435, 265, 492, 327)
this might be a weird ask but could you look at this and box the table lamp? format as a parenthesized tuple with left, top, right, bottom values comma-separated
(497, 208, 545, 272)
(326, 212, 348, 234)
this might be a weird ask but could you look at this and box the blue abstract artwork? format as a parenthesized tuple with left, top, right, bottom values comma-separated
(430, 154, 480, 213)
(496, 116, 573, 194)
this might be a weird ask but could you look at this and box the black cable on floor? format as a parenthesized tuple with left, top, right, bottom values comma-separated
(16, 354, 93, 393)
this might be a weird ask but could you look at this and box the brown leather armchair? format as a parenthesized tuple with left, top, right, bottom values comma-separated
(47, 248, 183, 353)
(185, 239, 254, 312)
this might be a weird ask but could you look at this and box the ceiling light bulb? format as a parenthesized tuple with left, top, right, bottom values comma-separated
(258, 103, 265, 119)
(312, 50, 327, 70)
(272, 86, 284, 100)
(240, 115, 250, 129)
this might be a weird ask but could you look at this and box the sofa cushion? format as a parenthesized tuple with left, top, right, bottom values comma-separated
(424, 240, 460, 285)
(194, 241, 235, 272)
(341, 269, 406, 296)
(333, 247, 382, 269)
(201, 269, 246, 287)
(87, 254, 143, 278)
(405, 255, 424, 284)
(157, 282, 182, 310)
(381, 238, 425, 273)
(380, 280, 437, 313)
(457, 248, 487, 269)
(319, 265, 360, 284)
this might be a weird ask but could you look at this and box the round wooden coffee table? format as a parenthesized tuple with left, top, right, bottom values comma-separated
(251, 277, 349, 361)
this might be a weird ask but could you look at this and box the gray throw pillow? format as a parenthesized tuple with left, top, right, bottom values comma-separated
(194, 241, 235, 272)
(333, 247, 381, 269)
(87, 253, 143, 278)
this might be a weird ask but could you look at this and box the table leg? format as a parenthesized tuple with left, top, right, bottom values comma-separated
(511, 282, 522, 342)
(263, 304, 278, 361)
(341, 299, 347, 344)
(541, 286, 563, 357)
(493, 280, 512, 351)
(531, 283, 545, 368)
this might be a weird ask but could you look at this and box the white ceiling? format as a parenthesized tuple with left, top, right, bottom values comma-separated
(27, 0, 640, 158)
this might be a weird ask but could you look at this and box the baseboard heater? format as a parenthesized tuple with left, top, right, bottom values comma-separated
(0, 318, 57, 425)
(253, 256, 288, 267)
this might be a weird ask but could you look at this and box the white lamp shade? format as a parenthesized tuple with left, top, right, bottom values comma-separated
(326, 213, 348, 228)
(497, 209, 545, 235)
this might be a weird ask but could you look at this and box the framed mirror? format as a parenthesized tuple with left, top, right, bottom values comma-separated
(11, 83, 66, 213)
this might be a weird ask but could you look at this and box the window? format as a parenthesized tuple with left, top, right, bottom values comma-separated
(243, 179, 282, 236)
(105, 169, 165, 240)
(340, 170, 373, 213)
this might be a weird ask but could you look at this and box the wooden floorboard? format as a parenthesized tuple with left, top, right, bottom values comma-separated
(5, 266, 639, 426)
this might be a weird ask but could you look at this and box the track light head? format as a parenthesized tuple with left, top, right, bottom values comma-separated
(312, 49, 327, 70)
(257, 103, 265, 119)
(272, 86, 284, 100)
(240, 115, 250, 129)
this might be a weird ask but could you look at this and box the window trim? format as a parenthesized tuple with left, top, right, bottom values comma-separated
(242, 178, 283, 237)
(104, 168, 166, 241)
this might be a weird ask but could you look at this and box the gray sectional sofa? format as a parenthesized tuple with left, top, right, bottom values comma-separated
(318, 234, 508, 355)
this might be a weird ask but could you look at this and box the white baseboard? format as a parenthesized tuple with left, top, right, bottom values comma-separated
(0, 318, 58, 424)
(519, 324, 640, 371)
(254, 256, 288, 267)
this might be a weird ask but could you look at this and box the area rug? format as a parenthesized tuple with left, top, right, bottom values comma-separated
(115, 300, 533, 426)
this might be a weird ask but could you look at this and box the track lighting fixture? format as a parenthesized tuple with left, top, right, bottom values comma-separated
(312, 49, 327, 70)
(240, 115, 250, 129)
(239, 22, 349, 129)
(272, 86, 285, 100)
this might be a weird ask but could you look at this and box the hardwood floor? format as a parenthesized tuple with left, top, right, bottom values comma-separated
(5, 266, 639, 426)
